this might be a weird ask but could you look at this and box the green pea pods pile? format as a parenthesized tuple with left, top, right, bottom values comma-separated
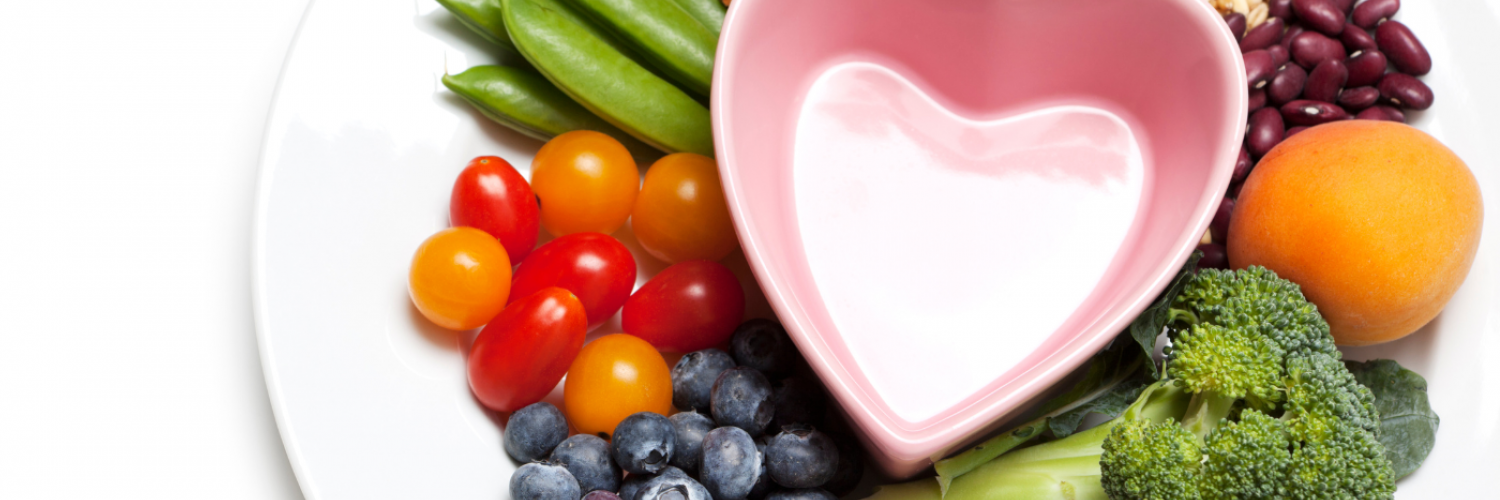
(563, 0, 718, 97)
(436, 0, 717, 157)
(502, 0, 714, 155)
(436, 0, 518, 52)
(441, 65, 655, 158)
(665, 0, 725, 34)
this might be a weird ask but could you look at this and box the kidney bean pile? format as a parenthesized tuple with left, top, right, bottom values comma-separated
(1198, 0, 1432, 269)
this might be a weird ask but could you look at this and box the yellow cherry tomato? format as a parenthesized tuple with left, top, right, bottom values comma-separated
(631, 153, 737, 263)
(408, 227, 512, 330)
(564, 334, 673, 438)
(531, 130, 639, 236)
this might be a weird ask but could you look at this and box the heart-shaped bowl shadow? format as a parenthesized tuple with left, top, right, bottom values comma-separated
(712, 0, 1245, 478)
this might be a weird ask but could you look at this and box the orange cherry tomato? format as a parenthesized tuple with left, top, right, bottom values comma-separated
(531, 131, 639, 236)
(564, 334, 673, 438)
(468, 287, 588, 412)
(632, 153, 738, 263)
(408, 227, 512, 330)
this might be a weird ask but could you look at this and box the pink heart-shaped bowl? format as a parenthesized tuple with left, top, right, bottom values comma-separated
(712, 0, 1246, 478)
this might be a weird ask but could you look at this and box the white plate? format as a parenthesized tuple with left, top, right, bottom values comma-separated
(252, 0, 1500, 498)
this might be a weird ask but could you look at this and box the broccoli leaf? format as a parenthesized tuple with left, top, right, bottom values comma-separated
(1345, 359, 1439, 478)
(1125, 251, 1202, 375)
(1031, 332, 1152, 437)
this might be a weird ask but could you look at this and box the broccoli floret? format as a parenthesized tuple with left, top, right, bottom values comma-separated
(1286, 422, 1395, 500)
(1167, 323, 1284, 437)
(1283, 352, 1382, 442)
(1099, 419, 1202, 500)
(1172, 266, 1337, 359)
(1199, 410, 1289, 500)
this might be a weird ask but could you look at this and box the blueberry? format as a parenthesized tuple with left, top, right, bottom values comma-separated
(510, 461, 581, 500)
(637, 466, 712, 500)
(729, 319, 798, 378)
(619, 473, 652, 500)
(584, 491, 623, 500)
(700, 426, 762, 500)
(672, 349, 737, 412)
(550, 434, 621, 493)
(771, 377, 827, 429)
(712, 367, 774, 437)
(765, 489, 837, 500)
(505, 402, 570, 463)
(821, 436, 864, 497)
(765, 426, 838, 488)
(612, 412, 677, 475)
(748, 438, 773, 500)
(667, 411, 714, 474)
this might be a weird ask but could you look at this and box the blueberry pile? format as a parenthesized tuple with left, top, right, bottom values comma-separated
(505, 320, 866, 500)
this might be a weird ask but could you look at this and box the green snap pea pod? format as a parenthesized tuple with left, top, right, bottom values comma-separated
(520, 0, 660, 73)
(441, 65, 656, 159)
(435, 0, 517, 52)
(562, 0, 718, 97)
(503, 0, 713, 156)
(666, 0, 726, 34)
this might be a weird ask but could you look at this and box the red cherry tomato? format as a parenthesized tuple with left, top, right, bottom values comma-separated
(450, 156, 540, 264)
(622, 260, 745, 352)
(468, 287, 587, 412)
(510, 232, 637, 326)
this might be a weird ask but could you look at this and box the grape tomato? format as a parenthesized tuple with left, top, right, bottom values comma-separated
(468, 287, 588, 412)
(450, 155, 540, 264)
(563, 333, 674, 439)
(408, 227, 512, 330)
(510, 232, 637, 326)
(622, 260, 745, 353)
(632, 153, 738, 264)
(531, 130, 639, 236)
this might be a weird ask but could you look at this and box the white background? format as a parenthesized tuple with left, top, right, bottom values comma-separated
(0, 1, 308, 498)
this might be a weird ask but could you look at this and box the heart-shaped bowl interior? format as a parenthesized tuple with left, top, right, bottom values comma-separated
(713, 0, 1245, 478)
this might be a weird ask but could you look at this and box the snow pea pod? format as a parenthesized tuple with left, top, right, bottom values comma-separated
(667, 0, 726, 34)
(564, 0, 717, 97)
(503, 0, 713, 155)
(442, 65, 655, 159)
(436, 0, 517, 52)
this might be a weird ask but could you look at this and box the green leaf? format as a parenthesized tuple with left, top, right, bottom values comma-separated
(1125, 251, 1202, 376)
(1345, 359, 1439, 479)
(1034, 334, 1152, 437)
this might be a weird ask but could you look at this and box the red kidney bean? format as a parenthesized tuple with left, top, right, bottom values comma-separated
(1304, 59, 1348, 103)
(1376, 21, 1431, 76)
(1225, 13, 1247, 40)
(1353, 0, 1400, 29)
(1247, 107, 1286, 157)
(1211, 197, 1235, 244)
(1198, 243, 1229, 270)
(1241, 17, 1286, 52)
(1356, 104, 1406, 122)
(1333, 0, 1355, 14)
(1234, 146, 1253, 183)
(1281, 25, 1306, 52)
(1269, 0, 1295, 19)
(1249, 88, 1268, 114)
(1245, 50, 1276, 89)
(1378, 73, 1434, 110)
(1266, 44, 1290, 68)
(1281, 99, 1351, 125)
(1340, 24, 1377, 53)
(1291, 31, 1345, 68)
(1285, 126, 1310, 138)
(1345, 50, 1388, 87)
(1293, 0, 1345, 36)
(1337, 86, 1380, 111)
(1268, 64, 1308, 105)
